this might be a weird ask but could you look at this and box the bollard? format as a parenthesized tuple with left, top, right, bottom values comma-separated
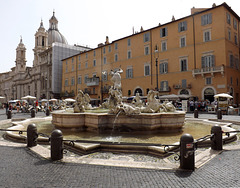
(51, 129, 63, 161)
(7, 110, 12, 119)
(211, 125, 223, 150)
(27, 124, 38, 147)
(194, 108, 198, 118)
(31, 109, 36, 118)
(180, 133, 195, 171)
(217, 109, 222, 120)
(46, 108, 50, 116)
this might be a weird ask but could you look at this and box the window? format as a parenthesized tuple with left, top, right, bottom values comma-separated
(228, 29, 231, 41)
(233, 18, 237, 30)
(180, 36, 186, 47)
(206, 77, 212, 85)
(93, 59, 96, 67)
(159, 62, 168, 74)
(86, 53, 88, 59)
(182, 79, 187, 88)
(103, 47, 106, 54)
(78, 63, 81, 70)
(85, 61, 88, 68)
(160, 27, 168, 37)
(128, 38, 131, 46)
(144, 64, 150, 76)
(103, 57, 107, 64)
(126, 66, 133, 78)
(65, 79, 68, 86)
(178, 21, 187, 32)
(108, 45, 111, 52)
(230, 54, 234, 68)
(72, 57, 74, 63)
(160, 81, 168, 91)
(201, 55, 215, 68)
(93, 50, 96, 57)
(236, 57, 239, 70)
(71, 64, 74, 71)
(84, 75, 88, 84)
(114, 43, 118, 50)
(144, 46, 149, 55)
(227, 12, 231, 25)
(144, 32, 150, 42)
(65, 61, 68, 73)
(78, 76, 82, 84)
(230, 77, 233, 85)
(180, 58, 188, 71)
(78, 55, 81, 61)
(127, 50, 131, 59)
(201, 13, 212, 25)
(234, 33, 238, 45)
(204, 30, 211, 42)
(114, 54, 118, 62)
(161, 41, 167, 51)
(71, 77, 75, 85)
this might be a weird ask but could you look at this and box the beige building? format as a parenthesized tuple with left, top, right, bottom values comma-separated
(62, 3, 240, 105)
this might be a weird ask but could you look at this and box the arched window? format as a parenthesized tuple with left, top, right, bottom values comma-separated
(134, 88, 143, 96)
(180, 89, 189, 95)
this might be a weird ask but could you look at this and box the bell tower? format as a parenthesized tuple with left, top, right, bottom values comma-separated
(33, 20, 48, 66)
(15, 37, 26, 73)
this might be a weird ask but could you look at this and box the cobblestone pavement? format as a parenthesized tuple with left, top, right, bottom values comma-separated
(0, 110, 240, 187)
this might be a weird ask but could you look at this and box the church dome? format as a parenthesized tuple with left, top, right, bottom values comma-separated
(47, 11, 68, 46)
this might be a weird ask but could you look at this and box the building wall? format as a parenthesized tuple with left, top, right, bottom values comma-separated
(62, 3, 240, 104)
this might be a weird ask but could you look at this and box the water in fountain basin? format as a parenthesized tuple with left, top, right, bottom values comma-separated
(24, 120, 212, 145)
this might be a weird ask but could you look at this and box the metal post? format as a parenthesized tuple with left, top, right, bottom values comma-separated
(180, 133, 195, 171)
(51, 129, 63, 161)
(31, 109, 36, 118)
(7, 110, 12, 119)
(46, 108, 50, 116)
(27, 124, 38, 147)
(211, 125, 223, 150)
(217, 108, 222, 120)
(194, 108, 198, 118)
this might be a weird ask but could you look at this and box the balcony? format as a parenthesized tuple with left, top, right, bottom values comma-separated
(86, 76, 100, 86)
(173, 84, 191, 89)
(192, 66, 224, 78)
(159, 86, 171, 92)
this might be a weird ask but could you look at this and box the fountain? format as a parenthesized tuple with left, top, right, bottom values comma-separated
(52, 68, 185, 132)
(4, 69, 237, 157)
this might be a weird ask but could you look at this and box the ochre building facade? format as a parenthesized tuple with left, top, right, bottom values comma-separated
(62, 3, 240, 105)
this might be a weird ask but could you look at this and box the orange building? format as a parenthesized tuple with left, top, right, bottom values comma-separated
(62, 3, 240, 105)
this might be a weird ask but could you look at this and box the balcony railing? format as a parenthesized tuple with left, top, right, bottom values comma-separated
(173, 84, 191, 89)
(159, 86, 171, 92)
(86, 77, 100, 86)
(192, 66, 224, 77)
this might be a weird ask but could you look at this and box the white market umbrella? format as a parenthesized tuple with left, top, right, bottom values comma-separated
(0, 96, 5, 99)
(159, 94, 179, 100)
(40, 99, 48, 102)
(21, 95, 36, 100)
(64, 98, 76, 102)
(49, 98, 57, 102)
(214, 93, 233, 99)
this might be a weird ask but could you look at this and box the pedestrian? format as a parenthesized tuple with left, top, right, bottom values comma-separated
(5, 102, 8, 114)
(35, 100, 38, 113)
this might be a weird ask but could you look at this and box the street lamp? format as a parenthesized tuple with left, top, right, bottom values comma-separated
(154, 45, 159, 91)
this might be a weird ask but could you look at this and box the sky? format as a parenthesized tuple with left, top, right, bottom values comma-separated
(0, 0, 239, 73)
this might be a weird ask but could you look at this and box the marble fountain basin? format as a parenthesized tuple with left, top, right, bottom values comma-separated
(51, 110, 186, 132)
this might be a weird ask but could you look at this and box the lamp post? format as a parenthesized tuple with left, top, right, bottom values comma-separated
(154, 45, 159, 91)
